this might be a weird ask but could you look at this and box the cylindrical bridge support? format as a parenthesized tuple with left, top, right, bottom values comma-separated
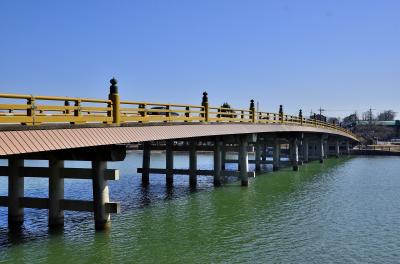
(346, 141, 351, 155)
(142, 142, 151, 186)
(92, 160, 111, 230)
(221, 145, 226, 170)
(214, 139, 222, 186)
(261, 142, 268, 162)
(335, 140, 340, 158)
(323, 140, 328, 159)
(239, 136, 249, 186)
(255, 141, 261, 172)
(318, 137, 325, 163)
(273, 139, 280, 171)
(49, 159, 65, 227)
(166, 140, 174, 186)
(302, 138, 309, 163)
(291, 138, 299, 171)
(8, 158, 24, 229)
(189, 140, 197, 187)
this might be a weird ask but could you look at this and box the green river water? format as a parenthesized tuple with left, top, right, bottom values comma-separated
(0, 154, 399, 263)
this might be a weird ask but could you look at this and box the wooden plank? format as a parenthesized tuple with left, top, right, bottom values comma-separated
(21, 197, 49, 209)
(0, 166, 119, 180)
(0, 196, 8, 206)
(137, 168, 255, 177)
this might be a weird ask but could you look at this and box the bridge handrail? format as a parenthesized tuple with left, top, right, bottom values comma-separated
(0, 81, 357, 139)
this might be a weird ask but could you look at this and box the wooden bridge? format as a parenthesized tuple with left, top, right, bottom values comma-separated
(0, 78, 358, 231)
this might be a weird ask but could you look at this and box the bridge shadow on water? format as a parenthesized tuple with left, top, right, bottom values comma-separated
(0, 152, 353, 251)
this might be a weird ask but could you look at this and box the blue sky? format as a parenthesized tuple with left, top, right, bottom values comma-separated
(1, 0, 399, 118)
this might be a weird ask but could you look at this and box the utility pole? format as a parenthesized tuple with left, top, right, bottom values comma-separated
(368, 107, 376, 124)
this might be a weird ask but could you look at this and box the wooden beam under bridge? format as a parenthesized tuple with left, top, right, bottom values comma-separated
(137, 168, 255, 178)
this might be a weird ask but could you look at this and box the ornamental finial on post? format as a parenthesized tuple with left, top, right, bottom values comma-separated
(202, 91, 208, 104)
(250, 99, 255, 110)
(109, 78, 118, 94)
(201, 91, 209, 122)
(250, 99, 256, 123)
(108, 77, 120, 124)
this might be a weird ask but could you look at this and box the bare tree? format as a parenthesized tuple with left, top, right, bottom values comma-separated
(377, 110, 396, 121)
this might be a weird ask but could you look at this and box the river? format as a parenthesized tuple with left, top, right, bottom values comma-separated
(0, 153, 399, 263)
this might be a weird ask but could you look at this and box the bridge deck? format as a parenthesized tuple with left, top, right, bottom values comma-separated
(0, 123, 358, 156)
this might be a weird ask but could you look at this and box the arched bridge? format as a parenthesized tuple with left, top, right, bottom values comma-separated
(0, 78, 358, 231)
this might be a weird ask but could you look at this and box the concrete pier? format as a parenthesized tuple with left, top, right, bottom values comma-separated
(273, 139, 280, 171)
(323, 140, 328, 159)
(318, 137, 325, 163)
(49, 159, 65, 227)
(142, 142, 151, 185)
(166, 140, 174, 186)
(92, 161, 111, 230)
(8, 158, 24, 229)
(255, 141, 261, 172)
(291, 139, 299, 171)
(239, 136, 249, 186)
(335, 140, 340, 158)
(213, 139, 222, 186)
(189, 140, 197, 186)
(261, 142, 268, 162)
(303, 138, 309, 163)
(221, 146, 226, 170)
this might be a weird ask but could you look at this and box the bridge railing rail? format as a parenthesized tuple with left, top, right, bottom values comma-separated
(0, 80, 357, 139)
(0, 93, 112, 125)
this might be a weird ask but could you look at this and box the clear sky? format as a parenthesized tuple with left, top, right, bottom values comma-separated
(1, 0, 399, 118)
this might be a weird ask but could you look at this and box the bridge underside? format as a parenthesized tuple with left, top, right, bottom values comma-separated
(0, 123, 357, 156)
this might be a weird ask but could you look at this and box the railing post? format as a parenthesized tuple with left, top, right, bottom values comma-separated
(250, 99, 256, 123)
(279, 105, 283, 123)
(27, 96, 36, 125)
(201, 92, 209, 122)
(164, 105, 170, 123)
(64, 100, 70, 115)
(185, 106, 190, 122)
(108, 78, 120, 125)
(299, 109, 303, 125)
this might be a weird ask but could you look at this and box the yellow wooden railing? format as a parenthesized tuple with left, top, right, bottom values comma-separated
(0, 79, 356, 138)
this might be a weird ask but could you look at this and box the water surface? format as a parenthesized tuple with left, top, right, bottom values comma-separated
(0, 154, 399, 263)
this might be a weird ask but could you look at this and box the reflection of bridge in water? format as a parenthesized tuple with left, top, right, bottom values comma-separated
(0, 78, 358, 231)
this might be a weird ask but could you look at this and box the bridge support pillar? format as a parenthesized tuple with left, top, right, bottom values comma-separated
(8, 158, 24, 229)
(239, 136, 249, 186)
(213, 139, 222, 186)
(49, 159, 65, 227)
(189, 140, 197, 187)
(92, 160, 111, 230)
(255, 141, 261, 172)
(291, 138, 299, 171)
(273, 139, 280, 171)
(261, 142, 268, 162)
(335, 140, 340, 158)
(221, 144, 226, 170)
(318, 137, 325, 163)
(323, 140, 328, 159)
(142, 142, 151, 186)
(303, 138, 309, 163)
(166, 140, 174, 186)
(346, 141, 351, 155)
